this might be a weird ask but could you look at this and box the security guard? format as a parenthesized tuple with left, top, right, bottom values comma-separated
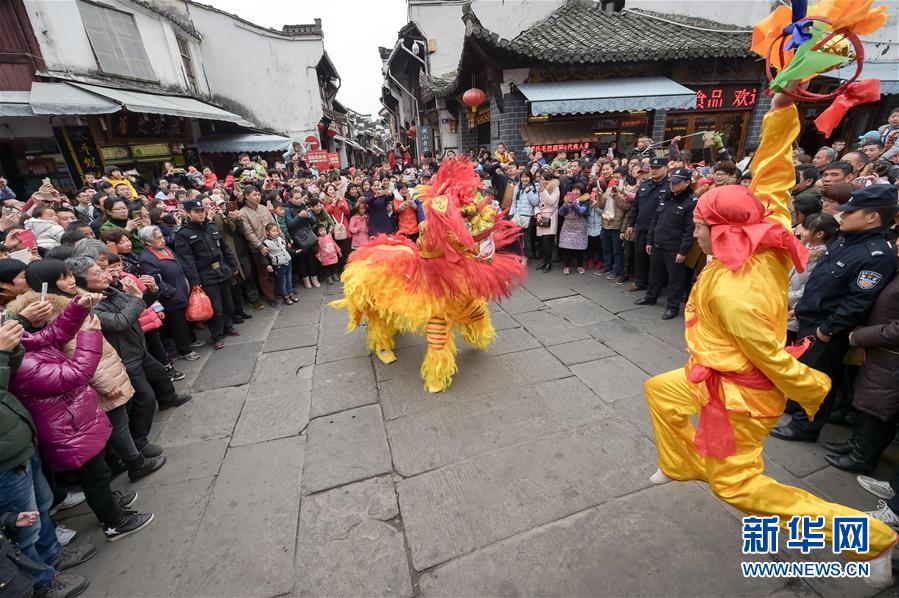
(172, 199, 240, 350)
(634, 167, 697, 319)
(771, 184, 898, 442)
(625, 156, 669, 291)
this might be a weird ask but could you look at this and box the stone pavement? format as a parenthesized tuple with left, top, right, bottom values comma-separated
(57, 267, 899, 598)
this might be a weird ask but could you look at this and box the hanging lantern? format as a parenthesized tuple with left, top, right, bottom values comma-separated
(407, 125, 417, 138)
(462, 87, 487, 113)
(318, 121, 327, 132)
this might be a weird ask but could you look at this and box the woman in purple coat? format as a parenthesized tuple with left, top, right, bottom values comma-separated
(11, 294, 155, 541)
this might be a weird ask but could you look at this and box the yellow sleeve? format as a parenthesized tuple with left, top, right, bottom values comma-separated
(711, 291, 831, 417)
(747, 104, 800, 231)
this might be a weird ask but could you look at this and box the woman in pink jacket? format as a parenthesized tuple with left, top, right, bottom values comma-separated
(11, 295, 155, 541)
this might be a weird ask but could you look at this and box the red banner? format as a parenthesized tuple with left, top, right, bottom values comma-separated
(327, 152, 340, 168)
(530, 142, 591, 153)
(306, 149, 329, 170)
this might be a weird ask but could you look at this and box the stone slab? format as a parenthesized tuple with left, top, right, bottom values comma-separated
(604, 332, 688, 376)
(272, 297, 323, 329)
(250, 346, 316, 392)
(512, 309, 592, 346)
(639, 318, 688, 351)
(378, 347, 570, 421)
(222, 308, 277, 345)
(177, 436, 304, 598)
(498, 288, 545, 314)
(547, 338, 616, 366)
(303, 404, 392, 494)
(581, 318, 645, 343)
(488, 309, 518, 331)
(397, 416, 658, 570)
(567, 277, 643, 314)
(192, 341, 262, 391)
(387, 376, 611, 476)
(316, 327, 370, 364)
(545, 295, 616, 326)
(486, 326, 541, 356)
(609, 392, 655, 440)
(570, 355, 650, 402)
(521, 276, 578, 301)
(763, 422, 851, 478)
(418, 483, 782, 597)
(311, 356, 378, 418)
(67, 477, 214, 598)
(154, 386, 247, 448)
(129, 438, 229, 491)
(230, 390, 311, 446)
(263, 323, 319, 353)
(294, 476, 412, 597)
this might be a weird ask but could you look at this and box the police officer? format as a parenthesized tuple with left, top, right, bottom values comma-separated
(771, 184, 898, 442)
(625, 156, 669, 292)
(172, 199, 240, 350)
(634, 167, 697, 320)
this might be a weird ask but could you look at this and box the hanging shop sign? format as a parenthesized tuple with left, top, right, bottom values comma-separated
(131, 143, 171, 158)
(689, 84, 759, 112)
(530, 142, 591, 153)
(55, 126, 104, 179)
(110, 113, 187, 139)
(100, 146, 131, 161)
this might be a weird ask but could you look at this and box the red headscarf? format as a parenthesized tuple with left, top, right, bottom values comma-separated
(695, 185, 808, 273)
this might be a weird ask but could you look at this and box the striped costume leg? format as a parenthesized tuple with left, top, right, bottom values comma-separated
(421, 316, 457, 393)
(457, 299, 496, 351)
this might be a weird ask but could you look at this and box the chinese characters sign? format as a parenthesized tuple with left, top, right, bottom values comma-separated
(530, 142, 591, 153)
(327, 152, 341, 168)
(690, 85, 759, 112)
(742, 515, 868, 555)
(306, 150, 330, 170)
(110, 113, 186, 139)
(55, 126, 104, 180)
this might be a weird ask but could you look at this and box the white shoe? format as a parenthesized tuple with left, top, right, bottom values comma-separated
(48, 491, 86, 516)
(649, 468, 673, 485)
(55, 525, 78, 546)
(868, 500, 899, 531)
(858, 475, 896, 500)
(864, 547, 894, 588)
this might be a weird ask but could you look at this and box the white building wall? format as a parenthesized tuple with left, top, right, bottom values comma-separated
(22, 0, 196, 90)
(187, 3, 325, 139)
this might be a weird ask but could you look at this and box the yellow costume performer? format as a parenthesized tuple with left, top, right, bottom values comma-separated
(644, 93, 897, 579)
(330, 159, 525, 393)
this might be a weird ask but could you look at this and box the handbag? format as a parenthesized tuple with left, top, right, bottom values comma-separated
(333, 213, 348, 241)
(292, 225, 318, 251)
(185, 287, 214, 322)
(536, 212, 553, 228)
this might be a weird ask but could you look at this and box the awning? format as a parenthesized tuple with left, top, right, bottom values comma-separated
(0, 91, 35, 117)
(69, 82, 255, 126)
(334, 135, 364, 150)
(29, 82, 118, 116)
(198, 134, 292, 153)
(516, 77, 696, 116)
(820, 62, 899, 95)
(519, 123, 596, 147)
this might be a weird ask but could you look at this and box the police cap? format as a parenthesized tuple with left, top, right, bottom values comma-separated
(182, 199, 204, 211)
(650, 157, 668, 168)
(834, 184, 899, 212)
(669, 167, 693, 182)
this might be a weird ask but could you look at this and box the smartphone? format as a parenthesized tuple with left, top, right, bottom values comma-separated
(40, 282, 47, 302)
(0, 310, 6, 325)
(41, 177, 51, 186)
(17, 229, 36, 249)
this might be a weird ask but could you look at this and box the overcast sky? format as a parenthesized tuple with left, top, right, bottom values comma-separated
(203, 0, 406, 119)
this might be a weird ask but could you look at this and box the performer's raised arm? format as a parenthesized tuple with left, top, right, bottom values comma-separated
(748, 88, 801, 231)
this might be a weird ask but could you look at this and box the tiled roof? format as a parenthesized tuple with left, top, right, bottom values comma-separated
(468, 4, 752, 64)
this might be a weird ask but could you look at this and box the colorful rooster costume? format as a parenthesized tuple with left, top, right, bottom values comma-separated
(645, 0, 897, 574)
(330, 159, 525, 392)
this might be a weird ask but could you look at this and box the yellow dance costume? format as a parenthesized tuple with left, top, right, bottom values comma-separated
(644, 103, 897, 560)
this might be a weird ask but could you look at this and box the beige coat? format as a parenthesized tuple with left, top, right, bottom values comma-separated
(536, 181, 560, 237)
(7, 292, 134, 411)
(238, 204, 275, 251)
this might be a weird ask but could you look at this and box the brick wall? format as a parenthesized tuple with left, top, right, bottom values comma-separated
(745, 89, 772, 152)
(651, 109, 667, 144)
(491, 91, 528, 156)
(458, 111, 480, 154)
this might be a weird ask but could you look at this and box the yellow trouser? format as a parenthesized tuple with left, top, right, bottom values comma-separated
(646, 368, 897, 559)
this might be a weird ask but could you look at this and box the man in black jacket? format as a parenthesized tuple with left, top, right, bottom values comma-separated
(634, 167, 697, 319)
(625, 157, 670, 291)
(66, 257, 191, 458)
(173, 200, 240, 350)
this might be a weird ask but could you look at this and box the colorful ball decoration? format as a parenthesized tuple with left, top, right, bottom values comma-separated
(462, 88, 487, 113)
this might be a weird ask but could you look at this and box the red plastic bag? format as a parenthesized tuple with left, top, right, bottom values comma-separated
(185, 287, 214, 322)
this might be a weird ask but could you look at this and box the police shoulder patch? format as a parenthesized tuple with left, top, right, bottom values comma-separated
(857, 270, 883, 290)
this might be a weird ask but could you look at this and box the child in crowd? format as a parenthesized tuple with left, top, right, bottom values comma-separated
(315, 224, 342, 284)
(349, 201, 369, 250)
(262, 223, 296, 305)
(787, 212, 839, 343)
(271, 200, 291, 239)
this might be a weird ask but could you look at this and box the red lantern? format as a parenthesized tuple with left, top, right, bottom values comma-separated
(318, 122, 327, 132)
(462, 87, 487, 113)
(327, 128, 338, 138)
(407, 125, 417, 138)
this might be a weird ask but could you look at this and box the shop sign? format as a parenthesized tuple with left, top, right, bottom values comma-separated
(57, 126, 104, 176)
(132, 143, 170, 158)
(100, 146, 130, 161)
(468, 107, 491, 130)
(111, 113, 186, 139)
(327, 152, 340, 168)
(531, 142, 591, 153)
(690, 85, 759, 111)
(306, 149, 329, 170)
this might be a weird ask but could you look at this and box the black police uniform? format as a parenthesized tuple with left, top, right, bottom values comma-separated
(642, 181, 697, 314)
(626, 159, 669, 289)
(779, 228, 896, 439)
(173, 216, 239, 344)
